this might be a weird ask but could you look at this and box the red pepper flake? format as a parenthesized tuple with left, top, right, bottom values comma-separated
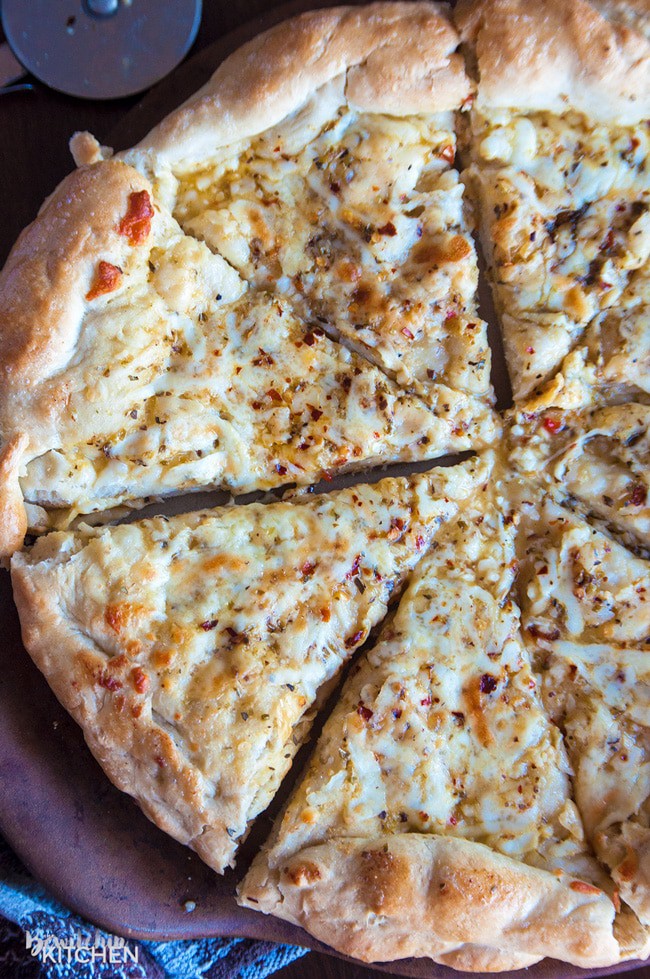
(346, 555, 362, 580)
(401, 326, 415, 340)
(118, 190, 154, 245)
(267, 388, 283, 403)
(439, 144, 455, 164)
(479, 673, 498, 694)
(321, 469, 333, 482)
(628, 483, 647, 507)
(98, 671, 122, 692)
(387, 517, 405, 540)
(308, 405, 323, 422)
(542, 415, 562, 434)
(275, 463, 287, 476)
(86, 260, 122, 301)
(526, 345, 535, 354)
(420, 696, 432, 706)
(346, 630, 364, 649)
(419, 811, 430, 822)
(155, 755, 166, 768)
(301, 560, 315, 578)
(131, 667, 148, 694)
(329, 180, 341, 194)
(357, 701, 373, 721)
(252, 401, 262, 410)
(448, 814, 457, 826)
(200, 619, 219, 631)
(392, 708, 403, 719)
(377, 221, 397, 236)
(303, 331, 317, 346)
(415, 535, 426, 550)
(225, 626, 248, 645)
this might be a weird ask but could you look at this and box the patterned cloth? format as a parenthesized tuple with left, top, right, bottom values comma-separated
(0, 837, 308, 979)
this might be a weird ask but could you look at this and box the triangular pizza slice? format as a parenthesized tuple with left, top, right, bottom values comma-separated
(517, 489, 650, 933)
(123, 2, 495, 409)
(457, 0, 650, 403)
(0, 158, 497, 560)
(239, 461, 619, 969)
(11, 457, 486, 873)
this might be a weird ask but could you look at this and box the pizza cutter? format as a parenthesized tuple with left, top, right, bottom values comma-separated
(1, 0, 202, 100)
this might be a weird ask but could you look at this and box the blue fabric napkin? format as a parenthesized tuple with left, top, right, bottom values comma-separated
(0, 837, 308, 978)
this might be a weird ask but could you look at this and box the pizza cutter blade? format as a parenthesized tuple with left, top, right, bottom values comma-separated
(1, 0, 202, 100)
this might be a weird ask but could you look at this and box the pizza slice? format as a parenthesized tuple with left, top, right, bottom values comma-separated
(11, 457, 486, 873)
(239, 462, 620, 969)
(457, 0, 650, 402)
(508, 403, 650, 552)
(516, 488, 650, 932)
(0, 157, 498, 560)
(123, 3, 495, 412)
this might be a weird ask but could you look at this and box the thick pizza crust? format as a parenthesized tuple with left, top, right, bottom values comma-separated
(11, 555, 229, 871)
(129, 3, 472, 171)
(0, 160, 155, 559)
(239, 834, 618, 968)
(455, 0, 650, 124)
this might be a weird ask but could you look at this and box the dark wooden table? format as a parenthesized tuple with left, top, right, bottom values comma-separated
(1, 3, 649, 979)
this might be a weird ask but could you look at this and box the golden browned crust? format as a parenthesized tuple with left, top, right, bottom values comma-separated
(238, 834, 619, 968)
(456, 0, 650, 123)
(10, 550, 241, 872)
(0, 159, 155, 559)
(130, 3, 471, 170)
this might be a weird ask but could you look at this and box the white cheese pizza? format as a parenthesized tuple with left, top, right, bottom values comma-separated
(3, 0, 650, 972)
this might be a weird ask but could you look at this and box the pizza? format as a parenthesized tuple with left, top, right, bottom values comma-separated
(239, 464, 623, 968)
(11, 459, 482, 872)
(0, 0, 500, 562)
(2, 0, 650, 973)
